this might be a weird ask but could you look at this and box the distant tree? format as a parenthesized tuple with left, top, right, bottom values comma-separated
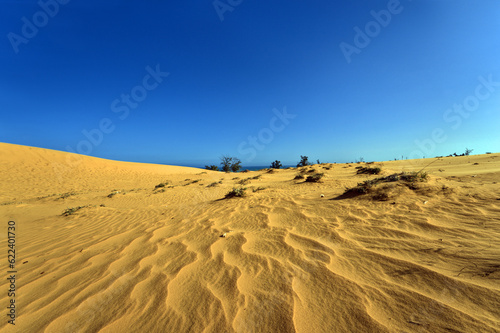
(220, 156, 233, 172)
(205, 165, 219, 171)
(270, 160, 282, 169)
(464, 148, 473, 156)
(316, 159, 320, 164)
(231, 158, 242, 172)
(297, 155, 310, 167)
(220, 156, 241, 172)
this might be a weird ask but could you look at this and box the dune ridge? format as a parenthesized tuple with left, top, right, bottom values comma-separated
(0, 143, 499, 332)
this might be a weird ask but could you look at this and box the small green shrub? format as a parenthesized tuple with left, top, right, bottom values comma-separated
(305, 173, 324, 182)
(270, 160, 282, 169)
(356, 167, 381, 175)
(154, 182, 168, 190)
(225, 187, 247, 198)
(297, 155, 310, 167)
(238, 178, 250, 185)
(205, 165, 219, 171)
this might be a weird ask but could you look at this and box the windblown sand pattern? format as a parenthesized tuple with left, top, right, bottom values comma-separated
(1, 143, 499, 332)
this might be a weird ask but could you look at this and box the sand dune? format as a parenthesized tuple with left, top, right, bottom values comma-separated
(0, 142, 499, 332)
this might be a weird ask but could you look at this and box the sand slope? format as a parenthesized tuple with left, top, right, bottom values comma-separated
(0, 143, 499, 332)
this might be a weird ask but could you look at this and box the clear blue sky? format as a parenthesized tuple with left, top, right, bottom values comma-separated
(1, 1, 499, 167)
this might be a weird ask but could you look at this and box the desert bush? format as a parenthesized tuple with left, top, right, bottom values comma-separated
(238, 178, 250, 185)
(154, 182, 169, 189)
(225, 187, 247, 198)
(270, 160, 282, 169)
(107, 191, 120, 198)
(59, 192, 77, 199)
(297, 155, 310, 167)
(205, 165, 219, 171)
(294, 174, 305, 180)
(62, 206, 89, 216)
(342, 171, 429, 197)
(207, 182, 219, 187)
(253, 186, 266, 192)
(305, 173, 324, 182)
(356, 167, 381, 175)
(242, 169, 250, 173)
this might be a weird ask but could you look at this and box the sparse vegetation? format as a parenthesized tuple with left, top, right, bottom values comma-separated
(294, 174, 305, 180)
(207, 182, 219, 187)
(253, 186, 266, 192)
(184, 179, 202, 186)
(220, 156, 242, 172)
(270, 160, 282, 169)
(356, 166, 381, 175)
(154, 182, 169, 190)
(305, 173, 324, 182)
(238, 178, 250, 185)
(297, 155, 310, 167)
(342, 171, 429, 197)
(252, 175, 261, 179)
(225, 187, 247, 198)
(447, 148, 474, 157)
(107, 191, 120, 198)
(62, 205, 89, 216)
(58, 192, 77, 199)
(205, 165, 219, 171)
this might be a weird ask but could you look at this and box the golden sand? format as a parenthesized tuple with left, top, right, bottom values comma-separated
(0, 142, 499, 332)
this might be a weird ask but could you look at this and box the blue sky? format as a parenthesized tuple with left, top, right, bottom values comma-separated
(1, 1, 499, 167)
